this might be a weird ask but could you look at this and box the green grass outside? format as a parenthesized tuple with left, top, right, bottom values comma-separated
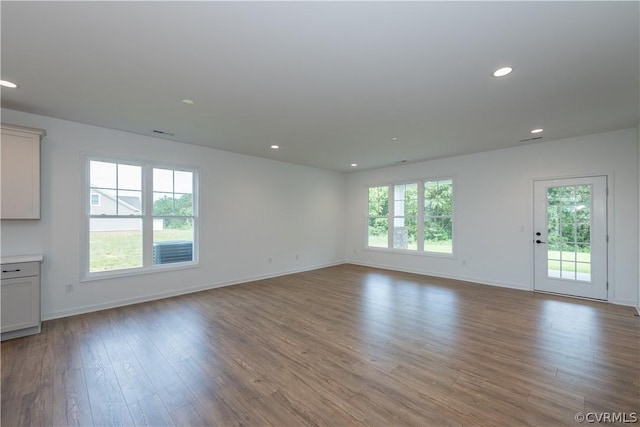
(368, 234, 452, 253)
(547, 250, 591, 274)
(91, 230, 588, 274)
(367, 236, 590, 273)
(90, 229, 193, 272)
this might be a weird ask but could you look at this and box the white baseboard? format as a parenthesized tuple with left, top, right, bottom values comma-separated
(347, 261, 530, 291)
(41, 261, 636, 321)
(42, 261, 345, 321)
(609, 298, 640, 307)
(349, 261, 640, 308)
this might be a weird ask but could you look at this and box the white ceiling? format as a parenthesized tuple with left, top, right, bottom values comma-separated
(2, 1, 638, 172)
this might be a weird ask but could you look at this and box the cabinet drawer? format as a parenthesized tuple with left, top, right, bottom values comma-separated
(1, 262, 39, 279)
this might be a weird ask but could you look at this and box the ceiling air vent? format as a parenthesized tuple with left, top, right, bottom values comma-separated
(152, 129, 175, 137)
(519, 136, 543, 142)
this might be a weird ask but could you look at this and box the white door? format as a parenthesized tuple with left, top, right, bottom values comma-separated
(533, 176, 607, 300)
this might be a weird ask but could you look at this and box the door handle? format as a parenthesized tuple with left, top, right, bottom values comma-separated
(535, 240, 546, 244)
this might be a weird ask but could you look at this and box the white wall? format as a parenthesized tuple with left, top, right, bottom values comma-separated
(1, 108, 347, 319)
(637, 124, 640, 314)
(346, 128, 639, 306)
(2, 107, 636, 319)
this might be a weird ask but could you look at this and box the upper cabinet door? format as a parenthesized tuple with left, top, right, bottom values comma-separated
(1, 125, 46, 219)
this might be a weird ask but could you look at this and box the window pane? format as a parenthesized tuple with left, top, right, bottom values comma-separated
(424, 196, 440, 217)
(153, 168, 174, 192)
(393, 183, 417, 250)
(547, 206, 560, 238)
(575, 185, 591, 204)
(558, 186, 574, 204)
(577, 244, 591, 263)
(89, 218, 142, 272)
(424, 179, 453, 254)
(174, 171, 193, 194)
(561, 216, 576, 244)
(561, 261, 576, 280)
(175, 193, 193, 215)
(393, 219, 417, 250)
(576, 262, 591, 282)
(118, 164, 142, 191)
(117, 190, 142, 215)
(153, 220, 194, 264)
(424, 180, 452, 217)
(153, 192, 175, 215)
(576, 222, 590, 244)
(547, 244, 562, 261)
(548, 260, 561, 278)
(152, 193, 193, 216)
(88, 159, 197, 276)
(547, 187, 559, 206)
(368, 217, 388, 248)
(368, 186, 388, 216)
(563, 245, 576, 261)
(424, 217, 452, 253)
(393, 226, 409, 249)
(90, 188, 116, 215)
(90, 161, 116, 189)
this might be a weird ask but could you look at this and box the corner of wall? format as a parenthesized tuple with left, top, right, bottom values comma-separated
(637, 124, 640, 315)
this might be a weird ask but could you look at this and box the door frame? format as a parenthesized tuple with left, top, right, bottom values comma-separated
(530, 172, 613, 301)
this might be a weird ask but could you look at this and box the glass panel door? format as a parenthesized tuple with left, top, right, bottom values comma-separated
(533, 176, 607, 300)
(546, 185, 592, 282)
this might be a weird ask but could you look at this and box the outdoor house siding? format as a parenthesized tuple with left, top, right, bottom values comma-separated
(90, 188, 143, 232)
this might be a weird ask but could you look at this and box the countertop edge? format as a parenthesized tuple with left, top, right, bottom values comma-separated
(1, 254, 44, 264)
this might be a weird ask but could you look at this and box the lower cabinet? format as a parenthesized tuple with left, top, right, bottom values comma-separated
(1, 261, 41, 340)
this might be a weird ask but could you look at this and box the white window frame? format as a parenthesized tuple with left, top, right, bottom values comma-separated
(365, 176, 455, 257)
(423, 178, 455, 255)
(367, 185, 391, 249)
(83, 155, 199, 280)
(392, 182, 419, 251)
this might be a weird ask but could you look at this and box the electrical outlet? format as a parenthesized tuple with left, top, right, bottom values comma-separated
(295, 254, 299, 260)
(65, 283, 74, 293)
(268, 257, 272, 264)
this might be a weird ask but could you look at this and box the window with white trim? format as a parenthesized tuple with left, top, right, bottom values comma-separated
(367, 186, 389, 248)
(87, 158, 197, 276)
(424, 179, 453, 254)
(367, 178, 454, 254)
(393, 183, 418, 250)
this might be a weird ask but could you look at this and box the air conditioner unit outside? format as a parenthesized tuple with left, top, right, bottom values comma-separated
(153, 240, 193, 265)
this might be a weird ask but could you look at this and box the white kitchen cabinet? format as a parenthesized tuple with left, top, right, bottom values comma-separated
(1, 124, 46, 219)
(1, 256, 43, 341)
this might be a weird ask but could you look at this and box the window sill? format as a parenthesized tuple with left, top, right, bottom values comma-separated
(82, 261, 200, 282)
(363, 246, 456, 259)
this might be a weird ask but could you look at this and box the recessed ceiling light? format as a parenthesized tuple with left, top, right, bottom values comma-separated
(392, 137, 398, 141)
(492, 67, 513, 77)
(350, 163, 358, 167)
(270, 145, 280, 149)
(0, 80, 18, 88)
(181, 99, 195, 105)
(530, 128, 544, 134)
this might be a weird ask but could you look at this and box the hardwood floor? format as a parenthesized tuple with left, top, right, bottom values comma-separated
(2, 264, 639, 426)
